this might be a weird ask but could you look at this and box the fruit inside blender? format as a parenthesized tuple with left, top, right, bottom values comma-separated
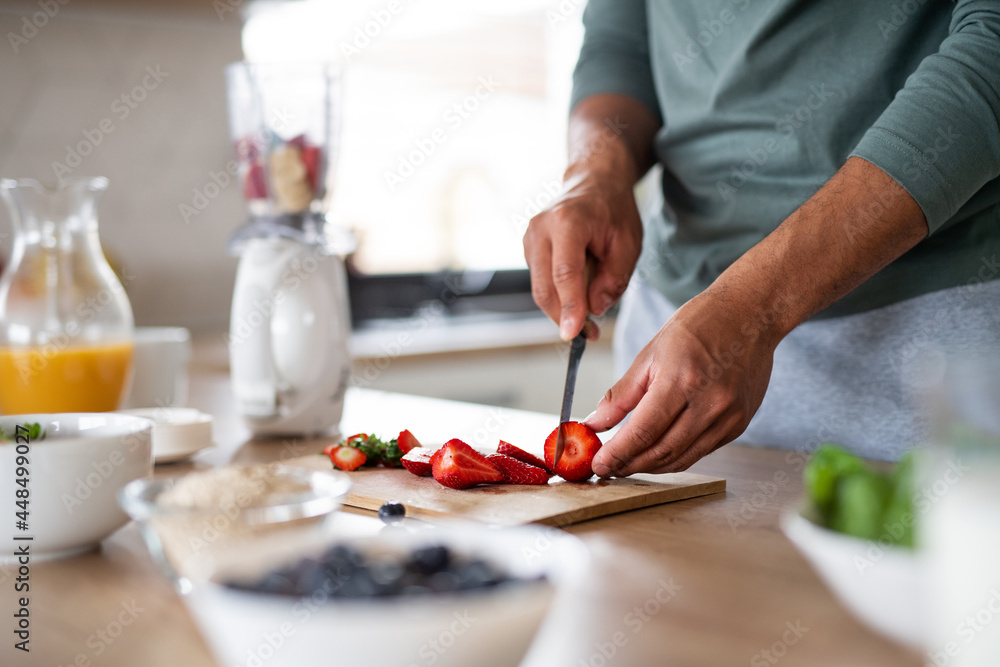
(236, 132, 323, 215)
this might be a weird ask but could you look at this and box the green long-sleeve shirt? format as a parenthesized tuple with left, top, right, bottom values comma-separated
(572, 0, 1000, 318)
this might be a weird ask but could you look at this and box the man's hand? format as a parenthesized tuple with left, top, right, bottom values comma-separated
(586, 291, 777, 475)
(585, 157, 928, 475)
(523, 168, 642, 340)
(523, 94, 661, 340)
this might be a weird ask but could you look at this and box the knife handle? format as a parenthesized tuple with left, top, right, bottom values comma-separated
(581, 253, 600, 339)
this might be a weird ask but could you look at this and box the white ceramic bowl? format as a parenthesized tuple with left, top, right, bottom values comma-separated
(120, 407, 215, 463)
(0, 413, 153, 562)
(781, 506, 926, 649)
(182, 522, 588, 667)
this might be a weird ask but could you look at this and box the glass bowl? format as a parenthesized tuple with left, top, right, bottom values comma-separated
(118, 463, 350, 593)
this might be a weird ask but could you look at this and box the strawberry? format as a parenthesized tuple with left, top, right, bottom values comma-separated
(430, 446, 444, 468)
(397, 429, 421, 454)
(487, 453, 549, 485)
(321, 442, 338, 457)
(284, 135, 321, 193)
(432, 439, 503, 490)
(497, 440, 552, 475)
(543, 421, 602, 482)
(401, 446, 434, 477)
(300, 145, 322, 193)
(243, 162, 268, 200)
(329, 446, 367, 472)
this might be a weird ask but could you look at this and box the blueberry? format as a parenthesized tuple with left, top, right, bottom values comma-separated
(321, 544, 365, 577)
(427, 570, 460, 593)
(454, 559, 500, 590)
(378, 502, 406, 524)
(225, 540, 535, 600)
(337, 568, 379, 598)
(370, 558, 405, 589)
(256, 571, 297, 596)
(293, 558, 332, 595)
(408, 545, 451, 574)
(322, 544, 364, 565)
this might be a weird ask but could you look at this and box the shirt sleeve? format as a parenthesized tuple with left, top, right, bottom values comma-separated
(571, 0, 662, 121)
(850, 0, 1000, 233)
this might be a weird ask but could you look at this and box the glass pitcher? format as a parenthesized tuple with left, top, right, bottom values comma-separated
(0, 177, 134, 414)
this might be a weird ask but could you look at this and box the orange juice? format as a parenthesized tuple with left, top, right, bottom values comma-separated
(0, 342, 133, 414)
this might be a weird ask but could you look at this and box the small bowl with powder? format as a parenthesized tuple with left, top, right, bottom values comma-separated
(118, 463, 350, 593)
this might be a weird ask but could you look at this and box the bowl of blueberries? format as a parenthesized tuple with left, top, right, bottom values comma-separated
(180, 508, 588, 667)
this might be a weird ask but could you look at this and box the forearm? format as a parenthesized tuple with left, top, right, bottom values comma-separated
(566, 94, 661, 188)
(702, 157, 929, 344)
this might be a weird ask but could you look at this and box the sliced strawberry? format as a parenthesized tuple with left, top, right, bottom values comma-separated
(401, 446, 434, 477)
(329, 446, 367, 472)
(487, 453, 549, 485)
(397, 429, 421, 454)
(430, 446, 444, 468)
(497, 440, 552, 475)
(432, 439, 503, 490)
(300, 145, 322, 194)
(344, 433, 368, 444)
(543, 421, 602, 482)
(244, 162, 268, 200)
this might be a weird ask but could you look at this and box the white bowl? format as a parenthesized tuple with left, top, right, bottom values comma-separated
(120, 407, 215, 463)
(781, 506, 927, 649)
(0, 413, 153, 562)
(182, 522, 588, 667)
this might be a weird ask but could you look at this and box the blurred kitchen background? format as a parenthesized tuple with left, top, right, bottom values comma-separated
(0, 0, 618, 413)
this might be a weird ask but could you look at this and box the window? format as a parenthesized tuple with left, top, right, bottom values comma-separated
(242, 0, 584, 282)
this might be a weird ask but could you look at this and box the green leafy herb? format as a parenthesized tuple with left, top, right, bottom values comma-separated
(321, 432, 403, 468)
(0, 422, 46, 442)
(803, 443, 916, 548)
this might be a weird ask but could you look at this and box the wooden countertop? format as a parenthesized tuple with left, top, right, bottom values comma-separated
(1, 337, 922, 667)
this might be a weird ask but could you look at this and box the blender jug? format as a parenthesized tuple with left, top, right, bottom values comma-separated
(225, 62, 353, 437)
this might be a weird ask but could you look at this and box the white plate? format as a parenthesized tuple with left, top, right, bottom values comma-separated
(120, 408, 214, 464)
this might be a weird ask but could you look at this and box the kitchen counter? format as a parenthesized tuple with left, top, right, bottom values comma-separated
(2, 339, 923, 667)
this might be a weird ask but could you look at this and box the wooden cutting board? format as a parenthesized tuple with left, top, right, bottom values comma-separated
(289, 454, 725, 527)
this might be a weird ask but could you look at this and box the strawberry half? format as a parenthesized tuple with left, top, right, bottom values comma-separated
(244, 162, 268, 200)
(497, 440, 552, 475)
(300, 144, 322, 193)
(487, 453, 549, 485)
(432, 439, 503, 490)
(401, 446, 434, 477)
(543, 421, 602, 482)
(329, 446, 367, 472)
(397, 429, 421, 454)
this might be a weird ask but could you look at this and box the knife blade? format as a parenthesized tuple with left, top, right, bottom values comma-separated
(554, 329, 588, 467)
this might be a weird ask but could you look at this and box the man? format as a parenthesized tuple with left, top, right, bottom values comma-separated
(523, 0, 1000, 476)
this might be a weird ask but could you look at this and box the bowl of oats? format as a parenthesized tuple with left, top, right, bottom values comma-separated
(118, 463, 350, 593)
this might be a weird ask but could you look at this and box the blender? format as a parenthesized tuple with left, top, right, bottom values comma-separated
(225, 62, 354, 437)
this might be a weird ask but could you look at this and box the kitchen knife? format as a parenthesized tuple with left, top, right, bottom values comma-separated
(554, 327, 588, 468)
